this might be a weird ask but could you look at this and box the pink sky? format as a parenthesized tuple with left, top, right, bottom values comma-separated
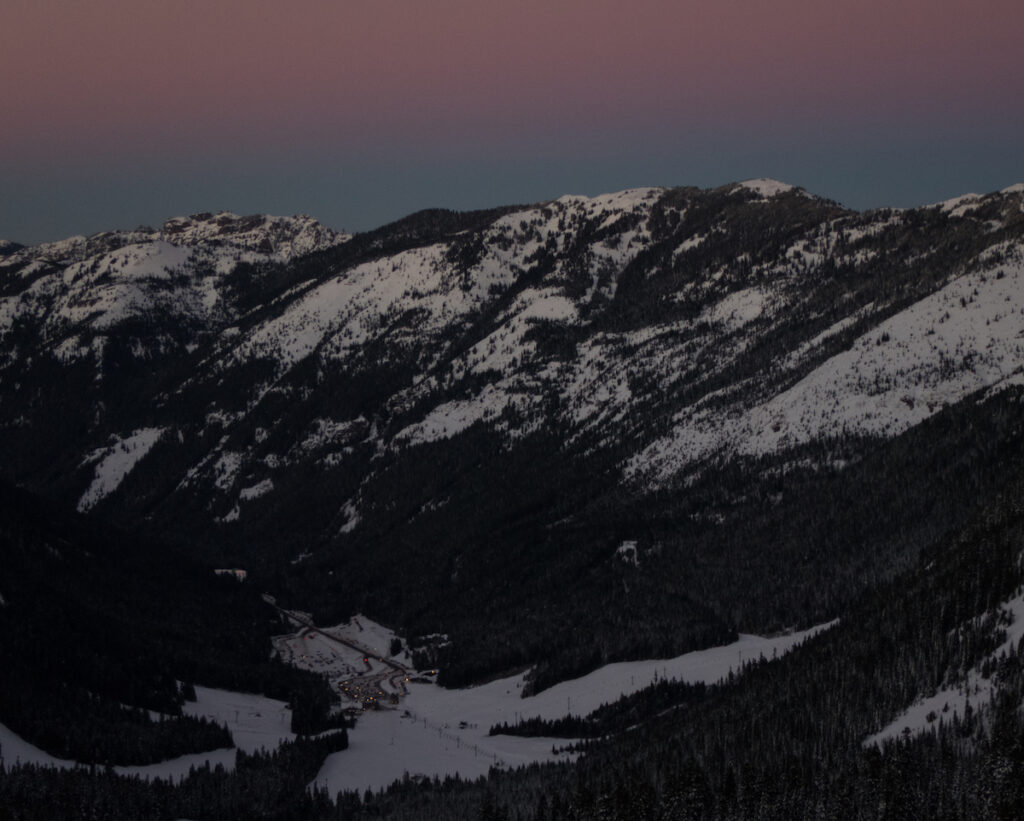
(2, 0, 1022, 243)
(4, 0, 1020, 163)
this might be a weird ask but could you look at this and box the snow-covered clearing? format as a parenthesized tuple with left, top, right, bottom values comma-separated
(303, 615, 835, 794)
(0, 722, 72, 770)
(0, 685, 291, 781)
(482, 620, 836, 725)
(183, 685, 294, 754)
(0, 610, 833, 793)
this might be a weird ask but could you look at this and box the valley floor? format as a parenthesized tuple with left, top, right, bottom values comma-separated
(299, 615, 836, 794)
(0, 614, 836, 794)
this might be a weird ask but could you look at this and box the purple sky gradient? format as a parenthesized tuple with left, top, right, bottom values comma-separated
(3, 0, 1022, 243)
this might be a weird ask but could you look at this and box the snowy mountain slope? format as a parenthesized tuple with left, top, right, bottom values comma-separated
(0, 212, 348, 370)
(3, 181, 1024, 687)
(76, 427, 167, 512)
(627, 246, 1024, 486)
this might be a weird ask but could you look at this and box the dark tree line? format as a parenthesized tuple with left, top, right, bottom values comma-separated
(0, 730, 348, 821)
(0, 481, 342, 765)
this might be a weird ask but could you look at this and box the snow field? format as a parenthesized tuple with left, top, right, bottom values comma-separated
(313, 701, 572, 795)
(0, 722, 73, 770)
(0, 616, 834, 791)
(183, 685, 294, 754)
(307, 615, 835, 794)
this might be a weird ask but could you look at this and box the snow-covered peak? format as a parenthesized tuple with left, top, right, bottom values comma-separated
(553, 187, 664, 211)
(32, 234, 90, 264)
(0, 213, 354, 378)
(930, 184, 1024, 215)
(160, 211, 348, 257)
(2, 213, 347, 270)
(734, 179, 800, 198)
(930, 192, 983, 214)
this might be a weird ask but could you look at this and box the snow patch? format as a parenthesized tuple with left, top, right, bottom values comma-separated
(298, 418, 362, 452)
(704, 287, 770, 329)
(735, 179, 797, 198)
(239, 478, 273, 501)
(395, 384, 508, 445)
(212, 451, 244, 492)
(931, 192, 982, 214)
(77, 428, 165, 512)
(217, 505, 240, 523)
(339, 500, 360, 534)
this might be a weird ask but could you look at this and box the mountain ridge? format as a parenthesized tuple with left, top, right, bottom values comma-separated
(3, 179, 1024, 689)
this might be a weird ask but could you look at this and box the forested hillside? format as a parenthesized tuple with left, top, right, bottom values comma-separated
(2, 182, 1024, 818)
(348, 470, 1024, 819)
(0, 481, 340, 765)
(3, 469, 1022, 819)
(3, 182, 1024, 689)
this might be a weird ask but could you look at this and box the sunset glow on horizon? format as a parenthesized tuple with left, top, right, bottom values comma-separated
(3, 0, 1022, 243)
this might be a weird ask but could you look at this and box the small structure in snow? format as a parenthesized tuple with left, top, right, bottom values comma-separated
(214, 568, 247, 582)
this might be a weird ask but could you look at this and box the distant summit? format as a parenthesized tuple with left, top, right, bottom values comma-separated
(732, 178, 806, 198)
(158, 211, 349, 256)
